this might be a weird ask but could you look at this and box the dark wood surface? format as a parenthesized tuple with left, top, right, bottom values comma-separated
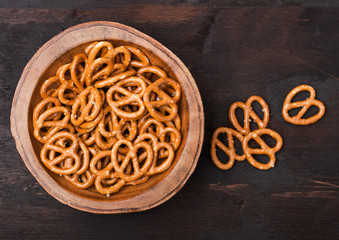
(1, 1, 339, 239)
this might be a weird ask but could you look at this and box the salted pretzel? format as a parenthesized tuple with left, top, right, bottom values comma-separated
(63, 146, 97, 189)
(57, 83, 81, 106)
(143, 77, 181, 122)
(33, 41, 183, 196)
(71, 86, 102, 126)
(95, 173, 125, 195)
(211, 127, 246, 170)
(111, 139, 153, 182)
(40, 131, 89, 175)
(87, 41, 115, 64)
(40, 76, 62, 99)
(93, 67, 136, 88)
(112, 46, 131, 71)
(242, 128, 283, 170)
(70, 53, 88, 90)
(85, 57, 114, 87)
(134, 133, 175, 175)
(125, 45, 150, 69)
(33, 97, 62, 128)
(113, 115, 138, 141)
(229, 95, 270, 135)
(282, 85, 325, 125)
(33, 106, 70, 143)
(106, 77, 147, 120)
(137, 66, 167, 85)
(140, 118, 181, 152)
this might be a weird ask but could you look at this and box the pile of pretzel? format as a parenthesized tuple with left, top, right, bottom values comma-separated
(211, 85, 325, 170)
(211, 96, 283, 170)
(33, 41, 182, 196)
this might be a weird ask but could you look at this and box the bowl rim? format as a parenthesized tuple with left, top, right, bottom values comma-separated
(11, 21, 204, 213)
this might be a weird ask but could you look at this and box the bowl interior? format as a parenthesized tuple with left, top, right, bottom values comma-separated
(28, 40, 189, 202)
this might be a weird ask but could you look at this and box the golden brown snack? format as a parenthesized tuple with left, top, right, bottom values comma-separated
(229, 95, 270, 135)
(282, 85, 325, 125)
(211, 127, 246, 170)
(242, 128, 283, 170)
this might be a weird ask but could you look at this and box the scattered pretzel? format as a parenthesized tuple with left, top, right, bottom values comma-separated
(211, 127, 246, 170)
(229, 95, 270, 135)
(242, 128, 283, 170)
(282, 85, 325, 125)
(33, 41, 183, 196)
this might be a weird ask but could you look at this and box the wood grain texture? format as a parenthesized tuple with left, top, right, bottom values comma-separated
(1, 1, 339, 239)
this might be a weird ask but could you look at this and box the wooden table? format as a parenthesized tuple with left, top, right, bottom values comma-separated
(1, 1, 338, 239)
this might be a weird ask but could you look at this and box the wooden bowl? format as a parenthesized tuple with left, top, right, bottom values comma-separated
(11, 21, 204, 214)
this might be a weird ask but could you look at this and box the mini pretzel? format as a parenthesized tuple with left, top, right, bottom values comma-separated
(34, 106, 70, 143)
(282, 85, 325, 125)
(40, 131, 89, 175)
(143, 77, 181, 122)
(57, 83, 81, 106)
(95, 173, 125, 195)
(84, 57, 114, 86)
(242, 128, 283, 170)
(140, 118, 181, 151)
(71, 86, 102, 126)
(113, 115, 138, 141)
(125, 46, 150, 68)
(70, 53, 88, 90)
(111, 139, 153, 182)
(40, 76, 62, 99)
(93, 67, 136, 88)
(211, 127, 246, 170)
(64, 169, 95, 189)
(112, 46, 131, 71)
(229, 95, 270, 135)
(106, 77, 147, 120)
(134, 133, 175, 175)
(33, 97, 62, 128)
(137, 66, 167, 85)
(87, 41, 115, 64)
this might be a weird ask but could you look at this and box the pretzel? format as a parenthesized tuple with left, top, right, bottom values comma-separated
(140, 118, 181, 151)
(33, 97, 62, 128)
(242, 128, 283, 170)
(229, 95, 270, 135)
(134, 133, 175, 175)
(40, 76, 62, 99)
(112, 46, 131, 71)
(111, 139, 153, 182)
(125, 46, 150, 69)
(71, 86, 102, 126)
(33, 106, 70, 143)
(143, 77, 181, 122)
(94, 126, 116, 150)
(33, 41, 183, 196)
(70, 53, 88, 90)
(57, 83, 81, 106)
(95, 173, 125, 195)
(40, 131, 89, 175)
(211, 127, 246, 170)
(87, 41, 115, 64)
(85, 57, 114, 87)
(93, 67, 136, 88)
(106, 77, 147, 120)
(78, 129, 96, 146)
(137, 66, 167, 85)
(282, 85, 325, 125)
